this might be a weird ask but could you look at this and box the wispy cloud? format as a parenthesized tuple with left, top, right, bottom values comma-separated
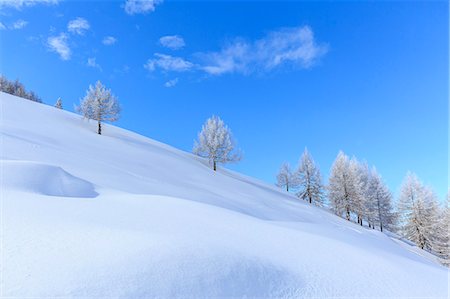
(102, 36, 117, 46)
(145, 25, 327, 78)
(200, 26, 328, 75)
(144, 53, 193, 72)
(159, 35, 185, 50)
(67, 17, 90, 35)
(0, 0, 58, 10)
(0, 22, 6, 30)
(11, 19, 27, 29)
(47, 33, 70, 60)
(87, 57, 102, 71)
(164, 78, 178, 88)
(124, 0, 162, 15)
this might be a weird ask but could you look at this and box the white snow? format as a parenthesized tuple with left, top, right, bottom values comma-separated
(1, 92, 448, 298)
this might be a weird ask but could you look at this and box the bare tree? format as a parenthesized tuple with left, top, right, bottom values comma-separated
(276, 162, 296, 192)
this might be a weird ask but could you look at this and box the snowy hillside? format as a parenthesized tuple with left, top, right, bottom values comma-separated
(1, 92, 448, 298)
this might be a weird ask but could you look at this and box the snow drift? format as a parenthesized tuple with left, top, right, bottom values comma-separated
(2, 160, 97, 197)
(1, 92, 448, 298)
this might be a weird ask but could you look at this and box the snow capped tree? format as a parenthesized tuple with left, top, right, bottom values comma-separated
(276, 162, 296, 192)
(328, 151, 353, 220)
(193, 115, 241, 171)
(397, 172, 441, 251)
(349, 158, 366, 225)
(0, 75, 42, 102)
(77, 81, 121, 135)
(294, 148, 324, 206)
(366, 168, 396, 232)
(55, 97, 63, 109)
(437, 195, 450, 266)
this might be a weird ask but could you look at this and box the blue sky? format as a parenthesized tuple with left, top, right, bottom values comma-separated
(1, 0, 448, 200)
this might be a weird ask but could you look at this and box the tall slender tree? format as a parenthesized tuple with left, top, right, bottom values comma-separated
(295, 148, 325, 206)
(349, 158, 366, 225)
(397, 172, 440, 251)
(366, 168, 396, 232)
(328, 151, 353, 220)
(437, 195, 450, 266)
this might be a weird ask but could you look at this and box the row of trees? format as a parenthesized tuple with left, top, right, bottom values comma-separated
(276, 150, 449, 266)
(0, 75, 42, 103)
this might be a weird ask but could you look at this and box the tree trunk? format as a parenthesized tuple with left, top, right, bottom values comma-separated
(346, 208, 350, 221)
(98, 121, 102, 135)
(380, 223, 383, 232)
(309, 196, 312, 204)
(213, 160, 217, 171)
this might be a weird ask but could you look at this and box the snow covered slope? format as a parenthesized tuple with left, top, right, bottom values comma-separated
(1, 92, 448, 298)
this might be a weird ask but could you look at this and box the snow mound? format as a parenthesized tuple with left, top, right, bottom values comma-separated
(2, 160, 97, 198)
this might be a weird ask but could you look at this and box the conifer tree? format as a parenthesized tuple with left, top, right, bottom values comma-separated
(295, 148, 324, 206)
(397, 172, 441, 251)
(328, 151, 353, 220)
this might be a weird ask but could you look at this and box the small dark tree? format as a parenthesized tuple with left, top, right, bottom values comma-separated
(55, 97, 63, 109)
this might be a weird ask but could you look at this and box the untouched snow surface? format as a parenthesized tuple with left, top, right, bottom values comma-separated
(1, 92, 448, 298)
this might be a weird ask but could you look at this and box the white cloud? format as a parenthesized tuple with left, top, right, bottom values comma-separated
(0, 0, 58, 9)
(67, 17, 90, 35)
(87, 57, 102, 70)
(124, 0, 162, 15)
(11, 19, 27, 29)
(164, 78, 178, 88)
(47, 33, 70, 60)
(0, 22, 6, 30)
(159, 35, 185, 50)
(200, 26, 328, 75)
(102, 36, 117, 46)
(144, 53, 193, 72)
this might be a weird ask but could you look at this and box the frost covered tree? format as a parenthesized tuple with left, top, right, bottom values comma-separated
(55, 97, 63, 109)
(295, 148, 324, 205)
(77, 81, 121, 135)
(366, 168, 396, 232)
(328, 152, 366, 222)
(436, 195, 450, 266)
(328, 151, 353, 220)
(350, 159, 367, 226)
(193, 115, 241, 171)
(397, 172, 441, 251)
(12, 79, 27, 98)
(0, 75, 42, 102)
(276, 162, 296, 192)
